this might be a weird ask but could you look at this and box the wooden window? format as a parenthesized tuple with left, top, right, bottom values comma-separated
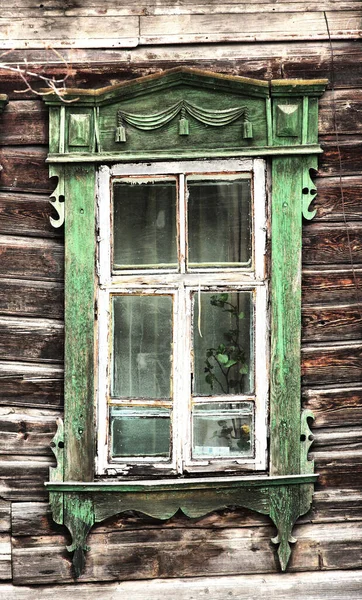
(41, 68, 327, 576)
(97, 159, 268, 476)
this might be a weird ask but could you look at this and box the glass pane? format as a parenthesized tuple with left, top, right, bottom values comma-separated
(187, 178, 251, 267)
(112, 295, 173, 399)
(110, 407, 170, 458)
(193, 291, 253, 395)
(113, 179, 177, 269)
(193, 402, 253, 458)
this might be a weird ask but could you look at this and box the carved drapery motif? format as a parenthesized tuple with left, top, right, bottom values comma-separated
(116, 100, 253, 142)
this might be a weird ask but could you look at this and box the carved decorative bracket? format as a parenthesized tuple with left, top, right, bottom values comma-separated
(49, 165, 65, 228)
(302, 156, 318, 220)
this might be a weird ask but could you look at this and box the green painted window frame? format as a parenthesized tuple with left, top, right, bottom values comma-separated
(41, 68, 327, 578)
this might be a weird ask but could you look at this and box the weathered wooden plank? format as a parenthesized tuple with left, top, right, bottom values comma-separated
(0, 501, 10, 534)
(0, 192, 62, 238)
(1, 42, 361, 101)
(0, 278, 64, 319)
(0, 235, 64, 281)
(319, 90, 362, 137)
(0, 100, 47, 146)
(315, 449, 362, 490)
(0, 316, 63, 363)
(0, 17, 139, 49)
(301, 342, 362, 386)
(313, 176, 362, 222)
(139, 12, 362, 45)
(0, 534, 11, 581)
(0, 455, 52, 501)
(302, 267, 362, 305)
(2, 1, 362, 18)
(307, 489, 362, 523)
(11, 521, 362, 584)
(302, 222, 362, 265)
(0, 361, 63, 409)
(0, 147, 50, 194)
(319, 141, 362, 176)
(302, 304, 362, 342)
(302, 386, 362, 428)
(3, 570, 362, 600)
(0, 408, 60, 456)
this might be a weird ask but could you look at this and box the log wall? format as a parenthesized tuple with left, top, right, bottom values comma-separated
(0, 1, 361, 595)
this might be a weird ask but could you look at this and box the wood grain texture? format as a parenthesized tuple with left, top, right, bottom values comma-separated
(0, 408, 60, 456)
(0, 361, 63, 409)
(2, 570, 362, 599)
(0, 278, 64, 319)
(11, 521, 362, 584)
(0, 147, 50, 193)
(302, 386, 362, 428)
(0, 192, 62, 238)
(312, 176, 362, 222)
(3, 570, 362, 599)
(139, 11, 362, 45)
(0, 236, 64, 281)
(302, 304, 362, 342)
(0, 534, 11, 581)
(302, 342, 362, 386)
(302, 222, 362, 264)
(302, 267, 362, 305)
(0, 316, 63, 363)
(0, 101, 47, 146)
(0, 455, 52, 501)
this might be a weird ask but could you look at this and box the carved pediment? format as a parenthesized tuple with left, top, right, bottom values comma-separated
(41, 68, 327, 160)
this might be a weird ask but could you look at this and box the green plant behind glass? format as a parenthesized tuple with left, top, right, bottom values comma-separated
(204, 293, 248, 395)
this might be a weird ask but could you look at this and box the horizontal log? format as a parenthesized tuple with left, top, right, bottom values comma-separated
(0, 361, 63, 409)
(315, 449, 362, 490)
(0, 100, 47, 146)
(302, 222, 362, 265)
(0, 147, 49, 194)
(0, 502, 10, 534)
(302, 304, 362, 342)
(301, 342, 362, 386)
(319, 141, 362, 177)
(0, 408, 61, 456)
(313, 176, 362, 222)
(0, 235, 64, 282)
(302, 386, 362, 428)
(3, 570, 362, 600)
(302, 267, 362, 305)
(138, 12, 362, 45)
(0, 17, 139, 49)
(0, 455, 51, 501)
(319, 90, 362, 137)
(1, 41, 361, 98)
(0, 278, 64, 319)
(0, 316, 63, 363)
(0, 534, 11, 581)
(0, 192, 62, 238)
(4, 570, 362, 600)
(11, 520, 362, 584)
(2, 1, 361, 18)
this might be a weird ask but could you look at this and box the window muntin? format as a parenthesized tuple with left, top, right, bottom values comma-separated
(97, 159, 268, 476)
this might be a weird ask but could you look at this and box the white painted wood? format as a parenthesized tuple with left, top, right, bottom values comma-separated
(96, 159, 269, 475)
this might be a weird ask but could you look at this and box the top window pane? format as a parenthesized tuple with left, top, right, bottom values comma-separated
(187, 177, 252, 268)
(113, 179, 177, 270)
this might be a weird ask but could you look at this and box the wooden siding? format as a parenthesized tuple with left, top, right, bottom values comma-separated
(0, 1, 361, 594)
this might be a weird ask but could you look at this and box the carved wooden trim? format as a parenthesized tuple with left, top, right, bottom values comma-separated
(41, 68, 327, 578)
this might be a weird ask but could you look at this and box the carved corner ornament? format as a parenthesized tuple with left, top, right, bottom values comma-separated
(49, 165, 65, 228)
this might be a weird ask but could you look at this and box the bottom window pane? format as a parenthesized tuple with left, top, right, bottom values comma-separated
(110, 407, 171, 458)
(192, 402, 253, 458)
